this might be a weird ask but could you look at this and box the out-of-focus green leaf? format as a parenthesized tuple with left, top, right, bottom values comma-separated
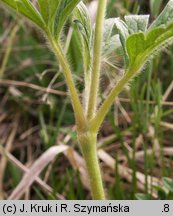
(150, 0, 173, 29)
(150, 0, 163, 17)
(103, 34, 121, 56)
(104, 19, 116, 43)
(154, 185, 169, 199)
(73, 2, 92, 72)
(102, 19, 121, 55)
(114, 18, 129, 66)
(125, 15, 150, 34)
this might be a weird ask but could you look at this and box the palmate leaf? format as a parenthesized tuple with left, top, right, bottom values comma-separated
(54, 0, 81, 39)
(38, 0, 60, 28)
(1, 0, 82, 39)
(126, 0, 173, 72)
(124, 15, 149, 34)
(37, 0, 50, 24)
(114, 15, 150, 67)
(38, 0, 82, 38)
(1, 0, 45, 29)
(126, 23, 173, 71)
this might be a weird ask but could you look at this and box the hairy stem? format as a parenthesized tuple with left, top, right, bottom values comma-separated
(87, 0, 107, 120)
(78, 132, 105, 199)
(49, 37, 87, 131)
(90, 69, 134, 132)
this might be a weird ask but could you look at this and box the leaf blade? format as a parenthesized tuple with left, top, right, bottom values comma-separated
(55, 0, 82, 39)
(1, 0, 45, 29)
(114, 18, 129, 66)
(126, 23, 173, 71)
(125, 15, 149, 34)
(150, 0, 173, 29)
(73, 2, 92, 72)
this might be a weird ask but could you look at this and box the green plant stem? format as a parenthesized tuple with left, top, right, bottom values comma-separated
(78, 132, 105, 199)
(49, 37, 87, 131)
(87, 0, 107, 120)
(90, 69, 135, 132)
(48, 35, 105, 200)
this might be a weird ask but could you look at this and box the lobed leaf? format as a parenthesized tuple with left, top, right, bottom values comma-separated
(115, 15, 150, 66)
(1, 0, 82, 38)
(37, 0, 50, 24)
(38, 0, 60, 30)
(1, 0, 45, 29)
(126, 0, 173, 72)
(55, 0, 82, 39)
(126, 23, 173, 71)
(125, 15, 149, 34)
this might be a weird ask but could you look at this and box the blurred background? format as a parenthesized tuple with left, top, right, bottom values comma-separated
(0, 0, 173, 200)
